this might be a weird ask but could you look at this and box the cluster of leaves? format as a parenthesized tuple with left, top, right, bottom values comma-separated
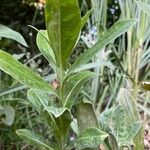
(0, 0, 150, 149)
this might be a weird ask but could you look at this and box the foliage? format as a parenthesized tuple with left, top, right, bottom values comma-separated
(0, 0, 149, 149)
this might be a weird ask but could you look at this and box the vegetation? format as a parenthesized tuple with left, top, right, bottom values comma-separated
(0, 0, 149, 149)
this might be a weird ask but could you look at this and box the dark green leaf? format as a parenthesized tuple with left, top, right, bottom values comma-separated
(75, 127, 108, 149)
(76, 100, 99, 133)
(16, 129, 53, 150)
(0, 50, 56, 95)
(45, 106, 72, 144)
(0, 24, 28, 47)
(45, 0, 81, 68)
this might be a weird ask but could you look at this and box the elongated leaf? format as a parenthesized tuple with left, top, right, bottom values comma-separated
(76, 100, 99, 133)
(0, 24, 28, 47)
(68, 19, 137, 73)
(63, 71, 95, 109)
(16, 129, 53, 150)
(36, 30, 57, 70)
(75, 127, 108, 149)
(73, 61, 115, 73)
(81, 8, 93, 28)
(45, 106, 72, 144)
(0, 50, 56, 95)
(45, 0, 81, 68)
(135, 0, 150, 15)
(0, 74, 56, 97)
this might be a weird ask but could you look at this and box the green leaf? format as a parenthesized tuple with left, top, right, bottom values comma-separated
(76, 100, 99, 133)
(36, 30, 57, 71)
(45, 106, 72, 144)
(98, 105, 142, 147)
(16, 129, 53, 150)
(27, 89, 52, 115)
(63, 71, 95, 109)
(75, 127, 108, 149)
(73, 61, 115, 73)
(0, 24, 28, 47)
(68, 19, 137, 72)
(0, 106, 15, 126)
(116, 88, 144, 149)
(0, 50, 56, 95)
(45, 0, 81, 68)
(116, 88, 140, 123)
(81, 8, 93, 28)
(135, 0, 150, 15)
(71, 118, 78, 134)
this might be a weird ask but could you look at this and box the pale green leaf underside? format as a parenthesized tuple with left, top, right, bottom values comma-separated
(0, 50, 56, 95)
(0, 106, 15, 126)
(69, 19, 138, 72)
(16, 129, 53, 150)
(0, 24, 28, 47)
(36, 30, 57, 70)
(75, 127, 108, 149)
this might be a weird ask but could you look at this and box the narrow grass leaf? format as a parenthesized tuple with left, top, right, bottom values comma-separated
(81, 8, 94, 28)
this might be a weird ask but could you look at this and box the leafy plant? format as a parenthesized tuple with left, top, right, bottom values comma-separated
(0, 24, 28, 127)
(0, 0, 142, 149)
